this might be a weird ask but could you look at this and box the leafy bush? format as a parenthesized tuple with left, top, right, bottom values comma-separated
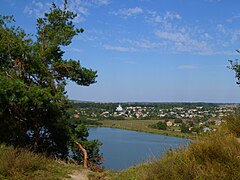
(150, 121, 167, 130)
(180, 124, 191, 133)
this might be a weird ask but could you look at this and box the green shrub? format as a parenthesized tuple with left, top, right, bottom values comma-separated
(150, 121, 167, 130)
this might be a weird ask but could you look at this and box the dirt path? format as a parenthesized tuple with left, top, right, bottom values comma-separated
(67, 169, 89, 180)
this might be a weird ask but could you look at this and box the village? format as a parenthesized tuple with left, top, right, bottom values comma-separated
(72, 103, 238, 134)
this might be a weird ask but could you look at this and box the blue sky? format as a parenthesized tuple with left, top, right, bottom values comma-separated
(1, 0, 240, 103)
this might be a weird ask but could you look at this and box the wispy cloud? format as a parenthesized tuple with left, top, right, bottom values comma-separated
(205, 0, 221, 2)
(110, 7, 143, 19)
(154, 29, 214, 54)
(24, 0, 51, 18)
(145, 11, 181, 28)
(103, 44, 135, 52)
(83, 0, 111, 6)
(216, 23, 240, 45)
(140, 9, 224, 55)
(119, 38, 167, 49)
(24, 0, 111, 22)
(62, 0, 111, 22)
(226, 15, 240, 23)
(65, 48, 84, 53)
(155, 31, 188, 42)
(216, 24, 227, 34)
(4, 0, 15, 7)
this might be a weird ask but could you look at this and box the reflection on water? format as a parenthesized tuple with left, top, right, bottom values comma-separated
(88, 127, 190, 170)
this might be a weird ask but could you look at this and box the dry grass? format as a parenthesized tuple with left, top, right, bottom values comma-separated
(224, 114, 240, 137)
(142, 131, 240, 180)
(0, 144, 82, 179)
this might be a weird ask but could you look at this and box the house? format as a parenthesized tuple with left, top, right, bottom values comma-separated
(101, 111, 110, 116)
(73, 114, 80, 118)
(166, 121, 173, 127)
(188, 127, 194, 131)
(203, 127, 211, 132)
(215, 120, 222, 126)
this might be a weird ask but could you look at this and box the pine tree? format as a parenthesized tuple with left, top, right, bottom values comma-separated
(0, 1, 101, 167)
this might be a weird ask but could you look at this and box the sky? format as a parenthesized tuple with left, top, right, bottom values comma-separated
(1, 0, 240, 103)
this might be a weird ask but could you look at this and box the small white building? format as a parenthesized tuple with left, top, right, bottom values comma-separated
(116, 104, 123, 112)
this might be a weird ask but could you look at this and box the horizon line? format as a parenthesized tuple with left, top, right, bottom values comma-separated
(70, 99, 240, 104)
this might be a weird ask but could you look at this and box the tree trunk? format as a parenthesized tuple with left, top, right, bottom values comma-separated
(34, 123, 39, 151)
(75, 141, 88, 168)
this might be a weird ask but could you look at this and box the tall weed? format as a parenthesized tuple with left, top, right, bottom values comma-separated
(0, 144, 77, 179)
(143, 131, 240, 180)
(107, 131, 240, 180)
(224, 114, 240, 137)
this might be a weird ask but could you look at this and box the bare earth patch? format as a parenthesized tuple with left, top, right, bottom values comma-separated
(67, 170, 89, 180)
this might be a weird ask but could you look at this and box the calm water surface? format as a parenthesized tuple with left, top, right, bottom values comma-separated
(88, 127, 190, 170)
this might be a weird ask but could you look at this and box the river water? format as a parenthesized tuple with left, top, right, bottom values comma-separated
(88, 127, 190, 170)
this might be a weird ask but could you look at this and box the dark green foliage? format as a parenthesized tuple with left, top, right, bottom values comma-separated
(180, 124, 191, 133)
(151, 121, 167, 130)
(0, 1, 100, 165)
(0, 75, 69, 155)
(229, 58, 240, 85)
(68, 119, 103, 168)
(174, 118, 183, 124)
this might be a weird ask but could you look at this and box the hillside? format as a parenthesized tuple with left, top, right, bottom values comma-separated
(0, 144, 85, 179)
(90, 116, 240, 179)
(1, 114, 240, 179)
(102, 131, 240, 179)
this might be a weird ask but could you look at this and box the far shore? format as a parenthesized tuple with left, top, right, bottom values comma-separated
(88, 119, 199, 139)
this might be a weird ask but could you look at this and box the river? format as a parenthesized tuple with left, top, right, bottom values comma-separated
(88, 127, 190, 170)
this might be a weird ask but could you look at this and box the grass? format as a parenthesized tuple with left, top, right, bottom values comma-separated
(0, 144, 83, 179)
(91, 129, 240, 180)
(94, 119, 198, 139)
(225, 114, 240, 137)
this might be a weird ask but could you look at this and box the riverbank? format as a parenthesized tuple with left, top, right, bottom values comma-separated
(90, 120, 198, 139)
(89, 129, 240, 180)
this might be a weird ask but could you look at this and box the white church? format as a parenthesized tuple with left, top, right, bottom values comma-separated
(115, 104, 123, 112)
